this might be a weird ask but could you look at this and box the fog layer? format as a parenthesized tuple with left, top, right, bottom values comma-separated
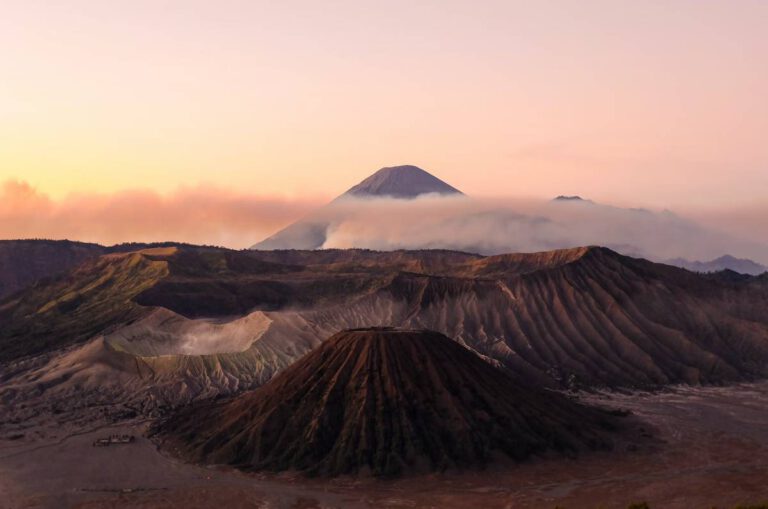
(310, 195, 768, 265)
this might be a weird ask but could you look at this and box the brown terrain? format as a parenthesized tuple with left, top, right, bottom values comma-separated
(1, 241, 768, 507)
(0, 239, 208, 300)
(0, 240, 105, 299)
(154, 328, 622, 477)
(2, 244, 768, 436)
(2, 383, 768, 508)
(3, 244, 768, 394)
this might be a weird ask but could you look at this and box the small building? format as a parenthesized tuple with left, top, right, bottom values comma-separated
(92, 434, 136, 447)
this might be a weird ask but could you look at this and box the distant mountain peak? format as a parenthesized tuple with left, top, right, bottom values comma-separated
(252, 165, 464, 249)
(342, 165, 463, 199)
(553, 195, 591, 203)
(712, 254, 740, 263)
(665, 254, 767, 276)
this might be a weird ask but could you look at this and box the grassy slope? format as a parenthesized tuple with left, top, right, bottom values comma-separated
(0, 252, 169, 362)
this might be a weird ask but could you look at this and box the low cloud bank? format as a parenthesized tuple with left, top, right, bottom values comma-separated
(0, 180, 321, 248)
(313, 195, 768, 265)
(3, 179, 766, 265)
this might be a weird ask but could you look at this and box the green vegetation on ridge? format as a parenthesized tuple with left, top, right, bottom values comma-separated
(0, 252, 169, 362)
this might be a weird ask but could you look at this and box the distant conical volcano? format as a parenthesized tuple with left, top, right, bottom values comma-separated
(155, 328, 619, 477)
(342, 165, 463, 199)
(251, 165, 463, 249)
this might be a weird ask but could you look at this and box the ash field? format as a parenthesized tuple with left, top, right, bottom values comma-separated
(3, 382, 768, 508)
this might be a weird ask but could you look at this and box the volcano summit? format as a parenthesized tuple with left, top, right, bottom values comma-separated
(251, 165, 463, 250)
(155, 328, 619, 477)
(342, 165, 463, 199)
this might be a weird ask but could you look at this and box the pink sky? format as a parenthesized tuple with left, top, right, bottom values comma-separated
(1, 1, 766, 229)
(0, 179, 322, 247)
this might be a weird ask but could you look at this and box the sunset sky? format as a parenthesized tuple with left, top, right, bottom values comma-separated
(2, 1, 767, 246)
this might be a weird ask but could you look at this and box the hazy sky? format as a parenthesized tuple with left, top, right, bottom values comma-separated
(2, 1, 767, 208)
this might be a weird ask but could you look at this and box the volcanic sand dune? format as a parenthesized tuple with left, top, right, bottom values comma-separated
(155, 328, 621, 477)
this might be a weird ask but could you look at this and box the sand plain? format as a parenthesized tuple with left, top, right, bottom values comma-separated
(2, 383, 768, 509)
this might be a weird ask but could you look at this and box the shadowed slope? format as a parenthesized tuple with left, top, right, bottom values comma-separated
(3, 245, 768, 391)
(0, 239, 212, 300)
(382, 247, 768, 387)
(444, 246, 593, 278)
(0, 249, 170, 362)
(155, 328, 617, 477)
(0, 240, 106, 299)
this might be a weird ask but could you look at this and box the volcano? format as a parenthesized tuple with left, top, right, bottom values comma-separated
(342, 165, 463, 199)
(250, 165, 463, 249)
(155, 328, 618, 477)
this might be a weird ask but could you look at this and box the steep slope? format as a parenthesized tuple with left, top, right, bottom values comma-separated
(0, 248, 171, 362)
(247, 248, 482, 274)
(443, 246, 593, 278)
(3, 244, 768, 431)
(342, 165, 463, 198)
(155, 328, 618, 477)
(386, 248, 768, 387)
(0, 240, 106, 298)
(0, 245, 397, 363)
(0, 239, 201, 299)
(251, 165, 464, 250)
(255, 247, 768, 388)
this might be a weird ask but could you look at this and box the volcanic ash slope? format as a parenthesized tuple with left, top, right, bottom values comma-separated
(155, 328, 621, 477)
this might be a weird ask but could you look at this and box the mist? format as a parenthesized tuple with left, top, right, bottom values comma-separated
(0, 179, 322, 248)
(3, 178, 766, 265)
(307, 195, 768, 265)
